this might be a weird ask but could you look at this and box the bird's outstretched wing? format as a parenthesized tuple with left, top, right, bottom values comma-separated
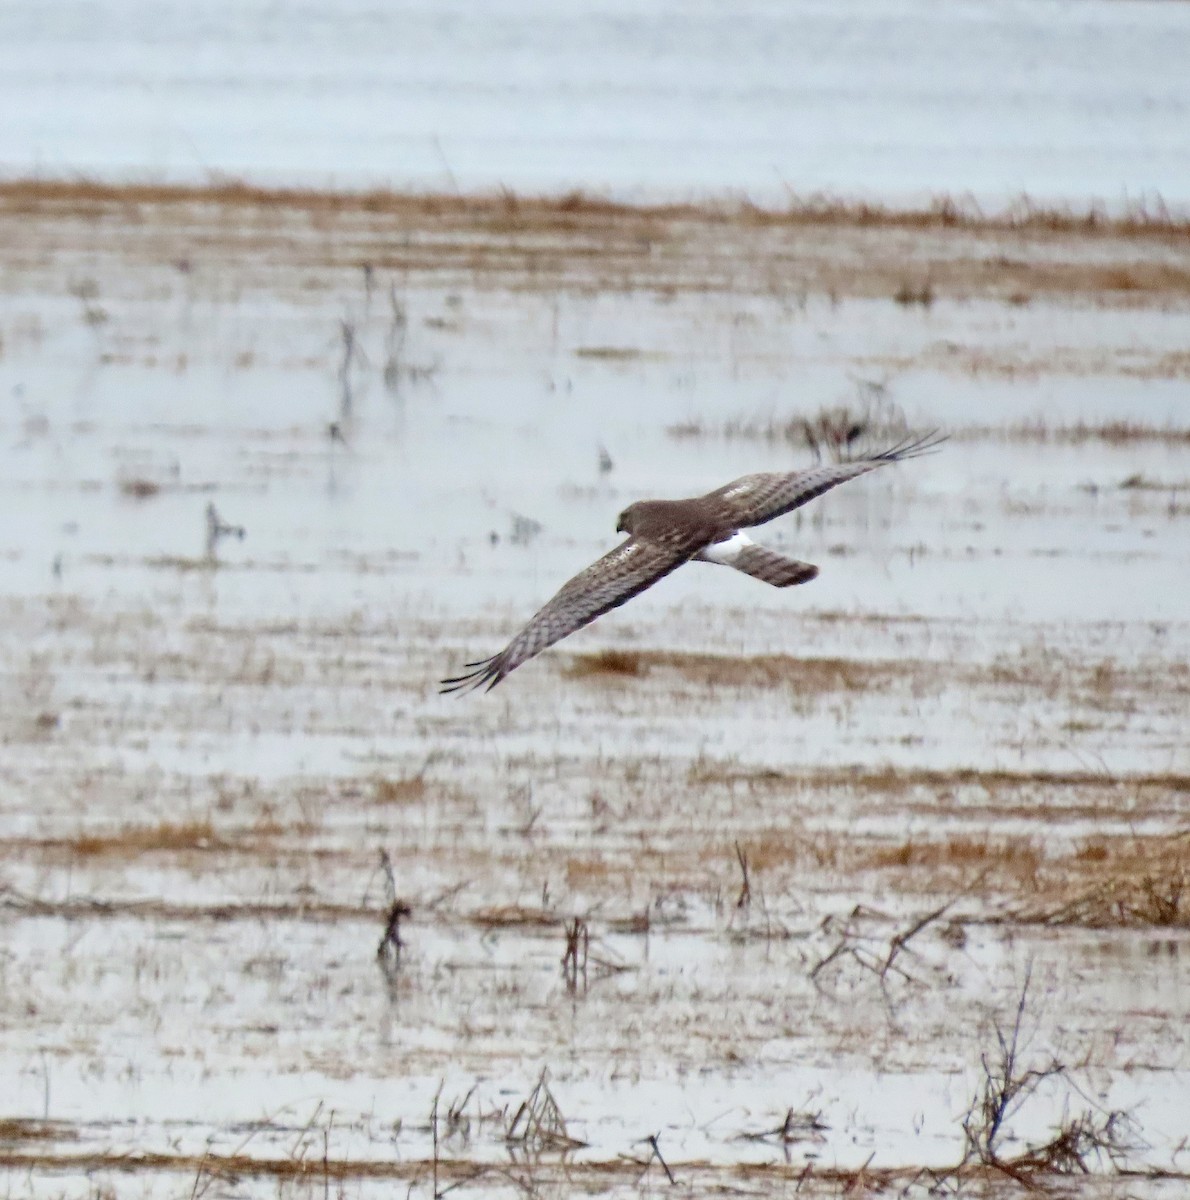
(705, 432, 945, 530)
(440, 537, 692, 693)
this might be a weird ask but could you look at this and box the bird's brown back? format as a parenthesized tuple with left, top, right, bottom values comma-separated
(620, 497, 736, 548)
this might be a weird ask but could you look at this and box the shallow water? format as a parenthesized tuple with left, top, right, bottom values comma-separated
(0, 195, 1188, 1197)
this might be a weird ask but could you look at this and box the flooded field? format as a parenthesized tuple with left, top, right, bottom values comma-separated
(1, 182, 1188, 1197)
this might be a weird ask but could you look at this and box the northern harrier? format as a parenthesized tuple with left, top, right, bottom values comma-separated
(441, 433, 943, 693)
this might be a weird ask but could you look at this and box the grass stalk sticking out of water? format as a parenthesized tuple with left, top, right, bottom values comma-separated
(507, 1068, 585, 1152)
(956, 965, 1140, 1184)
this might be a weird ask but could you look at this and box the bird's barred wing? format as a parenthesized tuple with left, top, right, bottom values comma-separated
(441, 537, 691, 693)
(707, 431, 945, 530)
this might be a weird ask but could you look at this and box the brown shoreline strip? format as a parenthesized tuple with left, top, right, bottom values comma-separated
(4, 175, 1190, 240)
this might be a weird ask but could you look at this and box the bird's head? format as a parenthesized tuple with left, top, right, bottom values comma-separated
(615, 503, 638, 535)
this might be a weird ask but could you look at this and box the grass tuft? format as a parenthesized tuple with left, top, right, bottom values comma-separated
(893, 280, 934, 307)
(373, 776, 428, 805)
(563, 649, 647, 679)
(66, 820, 220, 858)
(118, 478, 162, 500)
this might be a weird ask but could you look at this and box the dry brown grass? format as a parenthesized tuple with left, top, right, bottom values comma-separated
(0, 889, 369, 925)
(667, 402, 909, 451)
(617, 642, 1161, 716)
(1008, 839, 1190, 929)
(990, 418, 1190, 445)
(730, 831, 807, 875)
(373, 776, 428, 805)
(956, 968, 1140, 1184)
(0, 814, 316, 865)
(7, 177, 1190, 305)
(573, 345, 645, 361)
(676, 413, 1190, 451)
(837, 832, 1190, 929)
(0, 1118, 68, 1143)
(864, 836, 1043, 878)
(0, 1144, 951, 1194)
(0, 1145, 461, 1186)
(893, 279, 935, 307)
(563, 648, 646, 679)
(471, 904, 558, 930)
(62, 819, 222, 858)
(730, 828, 1046, 891)
(117, 477, 162, 500)
(862, 343, 1190, 383)
(683, 760, 1190, 799)
(726, 826, 1190, 933)
(569, 647, 896, 691)
(564, 853, 620, 889)
(6, 177, 1189, 238)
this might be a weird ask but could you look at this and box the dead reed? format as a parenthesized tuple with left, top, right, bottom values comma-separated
(506, 1069, 585, 1151)
(560, 917, 589, 993)
(737, 1106, 829, 1147)
(635, 1134, 676, 1185)
(204, 502, 245, 561)
(957, 967, 1139, 1183)
(810, 893, 965, 989)
(373, 848, 412, 983)
(734, 841, 752, 910)
(1010, 861, 1190, 929)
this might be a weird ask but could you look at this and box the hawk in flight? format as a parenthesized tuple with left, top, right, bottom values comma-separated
(442, 433, 943, 693)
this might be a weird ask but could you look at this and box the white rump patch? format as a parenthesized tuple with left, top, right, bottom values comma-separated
(698, 531, 752, 565)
